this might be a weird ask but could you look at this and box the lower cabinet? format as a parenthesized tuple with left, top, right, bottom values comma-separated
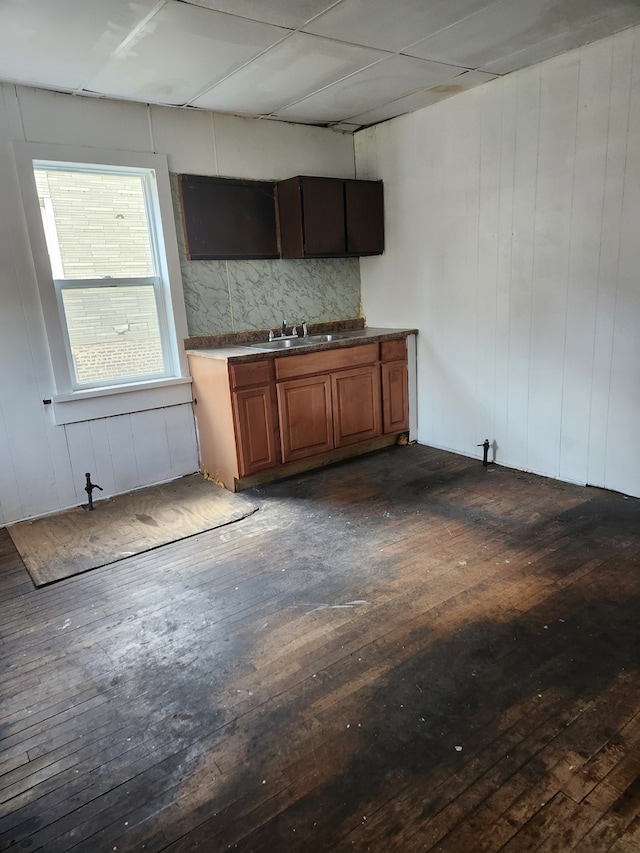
(188, 353, 280, 489)
(187, 336, 409, 491)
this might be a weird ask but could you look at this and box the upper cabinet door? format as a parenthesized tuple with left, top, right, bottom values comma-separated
(179, 174, 279, 260)
(345, 179, 384, 256)
(301, 177, 346, 256)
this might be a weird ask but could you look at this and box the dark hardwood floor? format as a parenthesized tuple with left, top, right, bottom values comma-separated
(1, 444, 639, 852)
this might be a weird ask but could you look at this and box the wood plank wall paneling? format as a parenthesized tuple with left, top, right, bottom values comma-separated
(492, 78, 517, 463)
(60, 405, 197, 509)
(526, 53, 578, 479)
(104, 414, 145, 496)
(0, 85, 61, 525)
(560, 37, 611, 485)
(506, 68, 539, 469)
(607, 27, 640, 498)
(357, 25, 640, 498)
(587, 33, 632, 490)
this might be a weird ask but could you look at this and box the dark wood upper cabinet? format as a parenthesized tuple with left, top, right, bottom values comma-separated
(179, 173, 384, 261)
(276, 176, 384, 258)
(179, 174, 279, 260)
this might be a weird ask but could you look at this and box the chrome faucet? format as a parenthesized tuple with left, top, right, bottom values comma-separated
(267, 321, 300, 342)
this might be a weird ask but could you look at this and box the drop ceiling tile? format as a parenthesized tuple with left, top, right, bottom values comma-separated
(478, 28, 586, 76)
(405, 0, 550, 67)
(346, 69, 498, 127)
(0, 0, 159, 91)
(404, 0, 640, 71)
(86, 1, 289, 106)
(180, 0, 338, 29)
(274, 54, 467, 124)
(480, 2, 640, 75)
(192, 33, 387, 114)
(303, 0, 497, 52)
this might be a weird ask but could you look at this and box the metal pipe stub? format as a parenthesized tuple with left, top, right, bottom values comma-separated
(477, 439, 490, 466)
(84, 472, 103, 511)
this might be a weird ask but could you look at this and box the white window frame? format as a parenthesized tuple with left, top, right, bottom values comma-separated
(14, 143, 191, 424)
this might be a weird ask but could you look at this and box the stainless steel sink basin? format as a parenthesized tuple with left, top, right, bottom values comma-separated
(248, 337, 313, 351)
(247, 330, 368, 351)
(304, 331, 366, 342)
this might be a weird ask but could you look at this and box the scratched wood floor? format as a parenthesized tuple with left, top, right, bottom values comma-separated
(1, 444, 639, 852)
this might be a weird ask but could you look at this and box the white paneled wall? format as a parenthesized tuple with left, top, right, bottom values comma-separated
(357, 26, 640, 497)
(0, 86, 354, 524)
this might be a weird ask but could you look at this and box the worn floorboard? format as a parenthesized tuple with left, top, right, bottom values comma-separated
(0, 444, 639, 851)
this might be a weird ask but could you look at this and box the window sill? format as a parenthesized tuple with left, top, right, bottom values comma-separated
(50, 377, 193, 425)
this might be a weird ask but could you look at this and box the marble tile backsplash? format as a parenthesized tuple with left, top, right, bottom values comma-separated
(170, 174, 361, 337)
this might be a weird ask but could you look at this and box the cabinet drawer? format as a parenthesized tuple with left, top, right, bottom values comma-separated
(229, 359, 273, 389)
(380, 338, 407, 362)
(275, 342, 379, 380)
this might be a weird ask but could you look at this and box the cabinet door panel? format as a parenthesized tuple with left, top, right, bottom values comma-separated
(276, 177, 305, 258)
(381, 360, 408, 434)
(179, 174, 278, 260)
(278, 375, 333, 463)
(332, 365, 382, 448)
(302, 178, 345, 256)
(345, 180, 384, 255)
(233, 386, 279, 476)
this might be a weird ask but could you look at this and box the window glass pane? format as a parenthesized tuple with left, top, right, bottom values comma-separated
(34, 168, 155, 279)
(60, 285, 165, 385)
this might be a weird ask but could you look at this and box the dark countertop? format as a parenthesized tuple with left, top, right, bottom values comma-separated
(185, 327, 418, 363)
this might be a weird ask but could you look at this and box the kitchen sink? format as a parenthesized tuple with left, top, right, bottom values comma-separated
(248, 337, 313, 351)
(248, 330, 368, 351)
(304, 331, 367, 342)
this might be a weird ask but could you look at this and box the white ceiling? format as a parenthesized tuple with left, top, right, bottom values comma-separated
(2, 0, 640, 132)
